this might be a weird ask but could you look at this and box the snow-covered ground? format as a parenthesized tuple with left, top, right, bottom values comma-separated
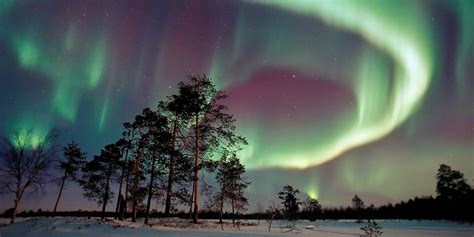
(0, 217, 473, 237)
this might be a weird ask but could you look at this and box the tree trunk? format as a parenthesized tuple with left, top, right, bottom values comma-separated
(231, 198, 235, 224)
(131, 145, 143, 222)
(164, 120, 178, 216)
(144, 154, 157, 225)
(268, 216, 273, 232)
(53, 175, 67, 214)
(219, 192, 224, 224)
(220, 193, 224, 231)
(192, 114, 200, 224)
(115, 148, 129, 220)
(123, 159, 131, 219)
(188, 187, 194, 219)
(101, 172, 111, 220)
(11, 195, 21, 224)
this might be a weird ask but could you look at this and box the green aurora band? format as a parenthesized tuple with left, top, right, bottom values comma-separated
(244, 0, 436, 169)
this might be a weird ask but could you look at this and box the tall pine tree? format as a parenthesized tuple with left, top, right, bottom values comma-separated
(174, 75, 246, 223)
(141, 109, 173, 225)
(80, 143, 121, 220)
(215, 154, 250, 225)
(114, 138, 131, 220)
(53, 141, 86, 214)
(278, 185, 300, 221)
(158, 97, 190, 216)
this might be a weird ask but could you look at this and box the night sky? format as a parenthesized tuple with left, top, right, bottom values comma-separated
(0, 0, 473, 212)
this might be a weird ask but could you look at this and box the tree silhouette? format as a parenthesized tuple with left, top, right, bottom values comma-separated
(227, 155, 250, 225)
(53, 141, 86, 214)
(215, 153, 250, 225)
(174, 75, 245, 223)
(0, 129, 59, 223)
(361, 220, 383, 237)
(127, 113, 151, 222)
(158, 96, 190, 216)
(352, 194, 365, 222)
(119, 121, 141, 221)
(306, 198, 322, 222)
(67, 75, 248, 223)
(436, 164, 471, 200)
(266, 201, 280, 232)
(80, 143, 121, 220)
(278, 185, 300, 221)
(114, 138, 131, 220)
(140, 109, 173, 225)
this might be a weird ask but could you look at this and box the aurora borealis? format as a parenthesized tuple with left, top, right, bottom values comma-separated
(0, 0, 473, 210)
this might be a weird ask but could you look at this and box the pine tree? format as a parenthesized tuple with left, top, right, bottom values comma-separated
(306, 198, 321, 221)
(120, 121, 141, 220)
(174, 75, 246, 223)
(158, 96, 190, 216)
(114, 138, 131, 220)
(215, 154, 250, 225)
(141, 109, 173, 225)
(436, 164, 471, 200)
(53, 141, 86, 214)
(126, 112, 152, 222)
(278, 185, 300, 221)
(352, 194, 365, 222)
(80, 143, 121, 220)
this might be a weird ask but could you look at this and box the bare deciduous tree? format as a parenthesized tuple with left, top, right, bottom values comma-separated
(266, 201, 280, 232)
(0, 129, 59, 223)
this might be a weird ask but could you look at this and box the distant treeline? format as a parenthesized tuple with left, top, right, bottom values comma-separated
(306, 195, 473, 222)
(3, 194, 472, 223)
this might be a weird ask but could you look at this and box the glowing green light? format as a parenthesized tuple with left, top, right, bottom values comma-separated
(9, 30, 108, 123)
(250, 0, 434, 168)
(454, 1, 474, 98)
(208, 54, 224, 89)
(306, 185, 319, 200)
(64, 24, 76, 51)
(9, 119, 51, 149)
(52, 84, 77, 122)
(16, 38, 40, 68)
(87, 40, 106, 88)
(0, 0, 14, 13)
(98, 98, 109, 131)
(29, 133, 41, 148)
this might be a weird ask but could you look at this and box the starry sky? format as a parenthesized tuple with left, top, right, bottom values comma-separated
(0, 0, 473, 212)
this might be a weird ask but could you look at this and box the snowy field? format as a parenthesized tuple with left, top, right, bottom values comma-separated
(0, 217, 473, 237)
